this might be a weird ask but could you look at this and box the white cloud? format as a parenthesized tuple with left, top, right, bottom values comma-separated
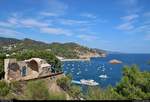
(0, 28, 23, 36)
(0, 22, 12, 27)
(58, 19, 89, 25)
(7, 17, 18, 25)
(116, 22, 134, 30)
(132, 25, 150, 33)
(121, 14, 139, 21)
(20, 19, 49, 28)
(40, 12, 59, 17)
(119, 0, 141, 13)
(45, 0, 68, 15)
(77, 34, 98, 41)
(116, 14, 139, 31)
(144, 33, 150, 40)
(81, 13, 97, 19)
(40, 27, 73, 36)
(0, 17, 50, 29)
(143, 12, 150, 17)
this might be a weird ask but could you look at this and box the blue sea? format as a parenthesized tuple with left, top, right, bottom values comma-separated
(62, 54, 150, 88)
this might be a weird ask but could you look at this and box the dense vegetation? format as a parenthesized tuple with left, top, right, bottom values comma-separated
(114, 65, 150, 99)
(0, 37, 105, 59)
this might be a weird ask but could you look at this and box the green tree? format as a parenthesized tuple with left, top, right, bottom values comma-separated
(0, 53, 6, 79)
(114, 65, 150, 99)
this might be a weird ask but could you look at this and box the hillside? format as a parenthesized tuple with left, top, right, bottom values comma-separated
(0, 37, 106, 59)
(0, 37, 20, 46)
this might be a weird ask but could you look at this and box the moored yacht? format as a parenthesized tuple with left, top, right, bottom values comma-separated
(99, 74, 108, 78)
(80, 79, 99, 86)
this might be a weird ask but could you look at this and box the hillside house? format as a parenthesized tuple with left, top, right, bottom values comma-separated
(4, 58, 51, 81)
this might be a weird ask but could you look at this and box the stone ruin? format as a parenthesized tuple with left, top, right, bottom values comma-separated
(4, 58, 51, 81)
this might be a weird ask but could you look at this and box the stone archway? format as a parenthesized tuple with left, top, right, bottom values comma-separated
(28, 60, 39, 72)
(8, 63, 20, 80)
(27, 60, 39, 78)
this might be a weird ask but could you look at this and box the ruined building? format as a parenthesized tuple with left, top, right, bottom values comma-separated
(4, 58, 51, 81)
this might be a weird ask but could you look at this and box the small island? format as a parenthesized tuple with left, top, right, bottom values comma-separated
(109, 59, 122, 64)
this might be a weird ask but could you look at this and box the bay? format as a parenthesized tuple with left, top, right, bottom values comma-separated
(62, 54, 150, 88)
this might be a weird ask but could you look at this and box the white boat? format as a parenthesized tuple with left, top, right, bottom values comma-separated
(77, 72, 80, 75)
(102, 69, 105, 72)
(99, 75, 108, 78)
(80, 79, 99, 86)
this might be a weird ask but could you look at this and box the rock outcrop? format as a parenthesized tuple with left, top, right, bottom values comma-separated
(109, 59, 122, 64)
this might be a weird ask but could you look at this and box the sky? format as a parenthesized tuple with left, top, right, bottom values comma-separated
(0, 0, 150, 53)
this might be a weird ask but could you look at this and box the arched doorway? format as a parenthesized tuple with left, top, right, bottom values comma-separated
(27, 60, 39, 78)
(28, 60, 39, 72)
(8, 63, 20, 80)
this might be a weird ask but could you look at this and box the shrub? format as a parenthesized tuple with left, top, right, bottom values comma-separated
(0, 80, 10, 97)
(68, 85, 81, 99)
(24, 80, 50, 100)
(48, 92, 66, 100)
(56, 76, 71, 91)
(85, 86, 119, 100)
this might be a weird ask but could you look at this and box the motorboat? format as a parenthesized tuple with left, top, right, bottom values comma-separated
(99, 74, 108, 78)
(80, 79, 99, 86)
